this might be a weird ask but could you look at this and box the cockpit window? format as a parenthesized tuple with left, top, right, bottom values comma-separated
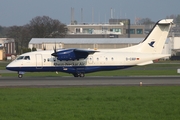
(24, 56, 30, 60)
(17, 56, 24, 60)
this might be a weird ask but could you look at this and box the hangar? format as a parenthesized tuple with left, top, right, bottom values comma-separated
(29, 38, 144, 51)
(169, 37, 180, 55)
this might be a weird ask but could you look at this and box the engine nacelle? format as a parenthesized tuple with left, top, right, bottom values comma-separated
(56, 49, 76, 61)
(53, 49, 89, 61)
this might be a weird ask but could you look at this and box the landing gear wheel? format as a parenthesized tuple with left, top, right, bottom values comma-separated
(73, 73, 85, 77)
(79, 73, 85, 77)
(73, 74, 79, 77)
(18, 74, 23, 78)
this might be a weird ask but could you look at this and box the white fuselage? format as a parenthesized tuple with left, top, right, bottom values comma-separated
(6, 19, 173, 77)
(6, 49, 168, 73)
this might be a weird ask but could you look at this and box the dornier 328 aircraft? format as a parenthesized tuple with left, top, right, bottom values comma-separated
(6, 19, 173, 78)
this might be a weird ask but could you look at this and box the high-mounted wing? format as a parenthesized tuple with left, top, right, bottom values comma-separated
(51, 49, 99, 60)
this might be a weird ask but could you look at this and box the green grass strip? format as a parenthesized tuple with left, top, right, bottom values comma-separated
(0, 86, 180, 120)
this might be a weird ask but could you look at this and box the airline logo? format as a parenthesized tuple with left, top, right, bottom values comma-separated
(148, 41, 155, 47)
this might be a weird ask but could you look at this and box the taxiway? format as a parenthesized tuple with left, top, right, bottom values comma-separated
(0, 76, 180, 87)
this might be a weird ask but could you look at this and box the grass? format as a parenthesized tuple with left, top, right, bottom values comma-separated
(0, 61, 9, 70)
(0, 86, 180, 120)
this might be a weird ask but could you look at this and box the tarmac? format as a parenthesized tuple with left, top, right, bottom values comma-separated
(0, 76, 180, 87)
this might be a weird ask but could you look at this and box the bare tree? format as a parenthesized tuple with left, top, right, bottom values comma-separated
(0, 26, 6, 37)
(138, 18, 155, 25)
(6, 16, 67, 54)
(29, 16, 66, 38)
(6, 25, 31, 54)
(176, 15, 180, 25)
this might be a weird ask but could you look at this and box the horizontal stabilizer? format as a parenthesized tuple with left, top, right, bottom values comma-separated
(137, 61, 153, 66)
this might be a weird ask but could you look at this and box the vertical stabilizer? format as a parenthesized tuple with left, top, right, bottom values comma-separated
(138, 19, 173, 53)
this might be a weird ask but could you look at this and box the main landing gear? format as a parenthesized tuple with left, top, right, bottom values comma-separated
(18, 74, 23, 78)
(73, 73, 85, 77)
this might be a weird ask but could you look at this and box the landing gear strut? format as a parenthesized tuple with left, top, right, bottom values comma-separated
(73, 73, 85, 77)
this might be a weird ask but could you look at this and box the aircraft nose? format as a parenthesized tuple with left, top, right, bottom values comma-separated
(6, 63, 13, 71)
(6, 64, 10, 70)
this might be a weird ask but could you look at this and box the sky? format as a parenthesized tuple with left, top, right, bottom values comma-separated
(0, 0, 179, 26)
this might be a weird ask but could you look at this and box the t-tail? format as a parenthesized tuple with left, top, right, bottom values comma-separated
(120, 19, 173, 53)
(139, 19, 173, 53)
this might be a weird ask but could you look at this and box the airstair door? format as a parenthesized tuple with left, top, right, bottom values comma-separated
(36, 54, 43, 69)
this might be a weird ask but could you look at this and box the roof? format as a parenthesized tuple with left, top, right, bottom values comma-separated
(29, 38, 144, 44)
(0, 38, 15, 43)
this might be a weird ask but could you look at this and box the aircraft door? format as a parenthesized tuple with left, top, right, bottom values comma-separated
(36, 54, 43, 69)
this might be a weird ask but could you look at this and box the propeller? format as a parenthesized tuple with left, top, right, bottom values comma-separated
(43, 44, 46, 50)
(51, 42, 58, 57)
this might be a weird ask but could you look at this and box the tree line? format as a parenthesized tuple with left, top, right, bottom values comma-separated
(0, 16, 67, 54)
(136, 15, 180, 25)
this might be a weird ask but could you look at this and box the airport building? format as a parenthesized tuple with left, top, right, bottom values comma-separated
(169, 37, 180, 55)
(0, 38, 16, 60)
(66, 19, 147, 38)
(29, 38, 143, 51)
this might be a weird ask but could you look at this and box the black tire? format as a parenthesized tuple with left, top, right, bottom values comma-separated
(80, 73, 85, 77)
(18, 74, 23, 78)
(73, 74, 79, 77)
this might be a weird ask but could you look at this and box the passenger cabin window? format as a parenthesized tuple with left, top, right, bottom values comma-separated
(24, 56, 30, 60)
(17, 56, 24, 60)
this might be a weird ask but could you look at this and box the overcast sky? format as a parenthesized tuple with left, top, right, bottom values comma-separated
(0, 0, 179, 26)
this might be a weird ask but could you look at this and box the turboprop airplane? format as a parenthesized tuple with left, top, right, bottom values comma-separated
(6, 19, 173, 78)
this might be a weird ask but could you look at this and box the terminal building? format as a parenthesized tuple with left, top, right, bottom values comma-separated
(66, 19, 147, 38)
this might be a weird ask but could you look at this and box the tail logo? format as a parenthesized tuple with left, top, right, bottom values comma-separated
(148, 41, 155, 47)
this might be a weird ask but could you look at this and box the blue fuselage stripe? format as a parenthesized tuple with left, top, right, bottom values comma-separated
(6, 66, 133, 74)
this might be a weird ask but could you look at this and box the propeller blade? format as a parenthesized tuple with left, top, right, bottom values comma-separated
(54, 42, 57, 53)
(52, 42, 57, 57)
(43, 44, 46, 50)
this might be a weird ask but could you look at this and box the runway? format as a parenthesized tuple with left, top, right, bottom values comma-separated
(0, 76, 180, 87)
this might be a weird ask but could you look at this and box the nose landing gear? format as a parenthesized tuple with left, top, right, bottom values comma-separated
(18, 71, 24, 78)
